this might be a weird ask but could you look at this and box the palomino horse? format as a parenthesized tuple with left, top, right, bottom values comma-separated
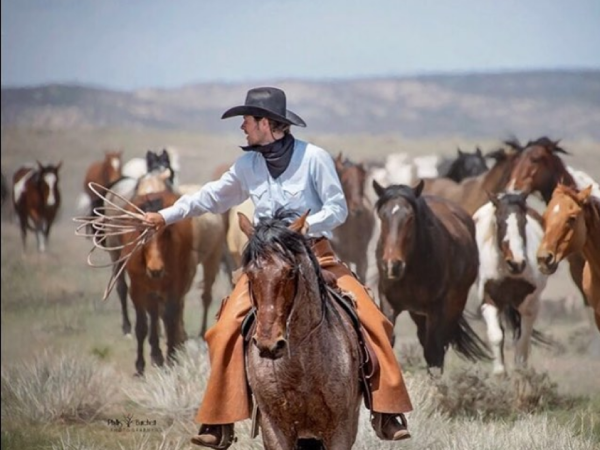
(373, 180, 490, 374)
(507, 136, 600, 350)
(537, 184, 600, 333)
(332, 153, 375, 283)
(12, 161, 62, 253)
(240, 210, 361, 450)
(120, 190, 198, 375)
(421, 142, 523, 215)
(473, 192, 549, 374)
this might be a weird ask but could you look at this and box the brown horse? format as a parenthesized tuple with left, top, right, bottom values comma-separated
(240, 210, 361, 450)
(537, 184, 600, 332)
(421, 142, 522, 215)
(507, 136, 600, 348)
(120, 190, 198, 376)
(331, 153, 376, 283)
(373, 179, 490, 374)
(12, 161, 62, 253)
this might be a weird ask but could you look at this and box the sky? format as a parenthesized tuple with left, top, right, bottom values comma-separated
(1, 0, 599, 90)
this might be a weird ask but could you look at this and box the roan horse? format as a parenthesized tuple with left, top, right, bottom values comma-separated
(373, 180, 490, 374)
(12, 161, 62, 253)
(473, 192, 549, 374)
(332, 153, 376, 283)
(537, 184, 600, 333)
(120, 190, 198, 376)
(240, 210, 361, 450)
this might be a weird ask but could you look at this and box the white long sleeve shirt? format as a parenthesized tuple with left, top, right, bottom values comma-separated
(159, 139, 348, 239)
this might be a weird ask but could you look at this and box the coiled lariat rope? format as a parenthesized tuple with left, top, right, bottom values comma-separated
(73, 182, 158, 301)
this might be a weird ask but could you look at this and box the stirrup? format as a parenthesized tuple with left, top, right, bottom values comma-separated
(190, 424, 235, 449)
(371, 412, 411, 441)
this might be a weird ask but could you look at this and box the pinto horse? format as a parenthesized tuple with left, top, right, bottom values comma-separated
(537, 184, 600, 333)
(331, 153, 376, 283)
(473, 192, 549, 374)
(12, 161, 62, 253)
(507, 136, 600, 349)
(120, 190, 198, 375)
(240, 210, 361, 450)
(373, 180, 490, 374)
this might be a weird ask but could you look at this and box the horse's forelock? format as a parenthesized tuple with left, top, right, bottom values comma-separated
(374, 184, 418, 212)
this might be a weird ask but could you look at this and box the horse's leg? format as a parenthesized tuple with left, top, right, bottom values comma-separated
(199, 249, 221, 338)
(163, 296, 184, 365)
(35, 222, 46, 253)
(481, 296, 505, 375)
(148, 299, 164, 368)
(134, 304, 148, 376)
(113, 257, 131, 336)
(409, 311, 427, 350)
(514, 293, 540, 369)
(17, 211, 28, 252)
(424, 312, 447, 376)
(259, 416, 294, 450)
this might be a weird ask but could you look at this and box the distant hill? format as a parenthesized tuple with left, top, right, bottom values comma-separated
(2, 70, 600, 139)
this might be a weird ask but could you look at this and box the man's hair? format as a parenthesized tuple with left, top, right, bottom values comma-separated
(254, 116, 291, 135)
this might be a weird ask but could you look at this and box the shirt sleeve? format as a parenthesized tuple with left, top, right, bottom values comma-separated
(160, 159, 249, 225)
(305, 147, 348, 235)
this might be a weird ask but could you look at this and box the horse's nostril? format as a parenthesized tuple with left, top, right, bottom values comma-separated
(275, 339, 287, 351)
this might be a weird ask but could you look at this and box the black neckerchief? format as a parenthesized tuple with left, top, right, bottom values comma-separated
(241, 133, 295, 179)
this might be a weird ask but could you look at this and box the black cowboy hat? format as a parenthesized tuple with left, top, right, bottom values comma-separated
(221, 87, 306, 127)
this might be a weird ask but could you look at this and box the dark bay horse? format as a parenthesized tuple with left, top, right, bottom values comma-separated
(120, 190, 198, 376)
(12, 161, 62, 253)
(373, 180, 490, 374)
(421, 143, 522, 215)
(331, 153, 376, 283)
(537, 184, 600, 333)
(240, 210, 361, 450)
(507, 137, 600, 350)
(473, 192, 549, 374)
(443, 147, 488, 182)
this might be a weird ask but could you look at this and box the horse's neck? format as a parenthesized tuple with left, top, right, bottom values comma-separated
(541, 167, 575, 204)
(481, 157, 513, 193)
(582, 201, 600, 275)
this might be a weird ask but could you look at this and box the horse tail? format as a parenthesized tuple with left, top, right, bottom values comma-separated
(451, 315, 492, 362)
(503, 306, 554, 348)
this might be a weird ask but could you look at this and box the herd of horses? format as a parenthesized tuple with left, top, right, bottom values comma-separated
(6, 136, 600, 449)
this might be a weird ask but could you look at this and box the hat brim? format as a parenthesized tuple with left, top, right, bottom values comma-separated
(221, 105, 306, 127)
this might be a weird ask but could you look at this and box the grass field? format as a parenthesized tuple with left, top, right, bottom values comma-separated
(1, 127, 599, 449)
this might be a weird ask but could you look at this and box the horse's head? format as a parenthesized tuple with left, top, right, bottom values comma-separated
(507, 137, 571, 202)
(335, 153, 368, 214)
(373, 179, 423, 280)
(103, 150, 123, 185)
(446, 147, 488, 182)
(36, 160, 62, 208)
(239, 209, 317, 360)
(146, 149, 174, 185)
(537, 184, 591, 274)
(488, 191, 530, 274)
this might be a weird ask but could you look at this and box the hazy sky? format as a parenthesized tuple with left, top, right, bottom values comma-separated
(2, 0, 599, 90)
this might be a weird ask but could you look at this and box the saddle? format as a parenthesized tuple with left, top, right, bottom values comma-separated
(241, 285, 379, 412)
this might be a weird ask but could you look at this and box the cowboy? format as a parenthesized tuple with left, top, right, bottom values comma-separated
(143, 86, 413, 449)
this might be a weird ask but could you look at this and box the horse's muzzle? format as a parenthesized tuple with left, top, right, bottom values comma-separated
(537, 252, 558, 275)
(384, 260, 405, 280)
(253, 336, 287, 360)
(506, 259, 526, 275)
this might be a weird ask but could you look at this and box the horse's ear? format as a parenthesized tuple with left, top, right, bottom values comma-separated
(476, 147, 483, 157)
(289, 210, 310, 235)
(56, 161, 63, 171)
(412, 179, 424, 198)
(238, 212, 255, 239)
(577, 185, 593, 204)
(457, 147, 464, 157)
(36, 160, 44, 170)
(486, 190, 500, 207)
(372, 179, 385, 198)
(335, 152, 343, 169)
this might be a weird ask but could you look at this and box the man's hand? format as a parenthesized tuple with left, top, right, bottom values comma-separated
(143, 212, 166, 231)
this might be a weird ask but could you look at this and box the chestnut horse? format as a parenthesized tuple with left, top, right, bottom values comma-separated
(120, 190, 198, 375)
(473, 192, 549, 374)
(331, 153, 375, 283)
(12, 161, 62, 253)
(537, 184, 600, 332)
(240, 210, 361, 450)
(507, 136, 600, 349)
(373, 180, 490, 374)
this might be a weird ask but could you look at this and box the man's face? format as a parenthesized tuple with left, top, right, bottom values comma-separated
(241, 116, 270, 146)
